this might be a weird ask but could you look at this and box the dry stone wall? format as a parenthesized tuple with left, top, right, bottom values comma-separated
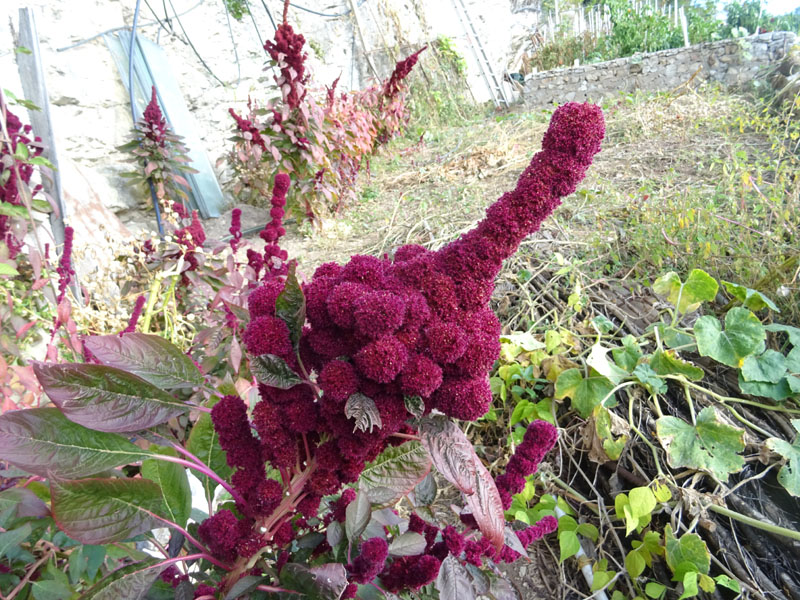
(522, 32, 797, 107)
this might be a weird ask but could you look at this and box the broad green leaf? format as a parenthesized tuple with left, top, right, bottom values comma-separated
(649, 350, 704, 381)
(722, 281, 780, 312)
(141, 449, 192, 528)
(275, 262, 306, 350)
(224, 575, 269, 599)
(84, 333, 203, 389)
(645, 582, 667, 599)
(632, 364, 667, 394)
(694, 307, 765, 368)
(653, 269, 718, 314)
(0, 262, 20, 276)
(664, 525, 710, 580)
(679, 571, 700, 599)
(555, 368, 615, 417)
(280, 563, 348, 600)
(625, 548, 646, 578)
(629, 488, 657, 523)
(765, 419, 800, 496)
(559, 529, 580, 562)
(51, 477, 170, 544)
(612, 335, 642, 371)
(33, 362, 189, 432)
(31, 579, 73, 600)
(0, 202, 29, 218)
(656, 407, 745, 481)
(186, 397, 233, 501)
(0, 407, 151, 478)
(738, 372, 795, 401)
(250, 354, 303, 389)
(345, 491, 370, 541)
(0, 523, 32, 559)
(741, 349, 787, 383)
(358, 441, 431, 505)
(79, 558, 166, 600)
(765, 323, 800, 347)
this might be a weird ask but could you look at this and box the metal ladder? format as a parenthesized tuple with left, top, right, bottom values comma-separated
(451, 0, 511, 108)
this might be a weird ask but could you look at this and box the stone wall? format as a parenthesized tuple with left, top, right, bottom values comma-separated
(522, 32, 797, 107)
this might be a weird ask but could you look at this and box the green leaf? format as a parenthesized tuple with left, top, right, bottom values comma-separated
(765, 323, 800, 347)
(141, 450, 192, 528)
(499, 331, 545, 351)
(656, 407, 745, 481)
(251, 354, 303, 389)
(653, 269, 718, 314)
(275, 262, 306, 350)
(722, 281, 780, 312)
(555, 368, 615, 417)
(51, 477, 170, 544)
(664, 525, 710, 580)
(13, 142, 30, 161)
(0, 262, 20, 276)
(632, 364, 667, 394)
(714, 574, 740, 592)
(186, 397, 233, 501)
(358, 442, 431, 504)
(32, 362, 190, 433)
(84, 333, 204, 389)
(694, 307, 765, 368)
(741, 349, 787, 383)
(679, 571, 700, 599)
(78, 558, 166, 600)
(345, 491, 370, 542)
(31, 198, 54, 213)
(0, 203, 29, 218)
(645, 582, 666, 599)
(625, 548, 646, 578)
(0, 523, 32, 559)
(738, 372, 795, 401)
(612, 335, 642, 372)
(765, 419, 800, 497)
(558, 529, 580, 562)
(0, 407, 152, 478)
(404, 395, 425, 418)
(31, 579, 73, 600)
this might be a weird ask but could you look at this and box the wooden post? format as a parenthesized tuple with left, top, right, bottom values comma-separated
(348, 0, 381, 81)
(16, 8, 66, 248)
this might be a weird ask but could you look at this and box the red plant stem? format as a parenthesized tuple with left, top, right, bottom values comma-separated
(154, 453, 246, 507)
(154, 552, 228, 571)
(257, 584, 301, 594)
(390, 432, 420, 441)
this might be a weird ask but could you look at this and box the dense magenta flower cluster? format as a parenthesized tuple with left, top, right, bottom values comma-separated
(56, 227, 75, 304)
(229, 107, 267, 151)
(205, 102, 604, 593)
(244, 174, 290, 280)
(496, 420, 559, 509)
(264, 22, 308, 110)
(142, 87, 167, 145)
(1, 106, 43, 259)
(383, 46, 427, 100)
(229, 207, 242, 252)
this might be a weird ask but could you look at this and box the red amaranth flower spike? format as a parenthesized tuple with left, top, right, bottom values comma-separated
(120, 295, 146, 335)
(56, 227, 75, 304)
(264, 22, 308, 110)
(384, 46, 428, 100)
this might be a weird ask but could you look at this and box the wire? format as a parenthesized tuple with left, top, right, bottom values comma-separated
(165, 0, 226, 85)
(282, 0, 367, 19)
(56, 0, 206, 52)
(221, 0, 242, 86)
(129, 0, 165, 236)
(243, 0, 267, 51)
(260, 0, 277, 31)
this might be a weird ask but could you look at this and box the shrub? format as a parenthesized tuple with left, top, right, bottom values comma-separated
(0, 101, 606, 597)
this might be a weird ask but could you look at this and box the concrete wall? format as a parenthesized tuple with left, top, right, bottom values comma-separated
(0, 0, 533, 227)
(522, 32, 797, 107)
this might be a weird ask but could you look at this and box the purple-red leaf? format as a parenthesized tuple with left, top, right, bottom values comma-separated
(436, 555, 476, 600)
(420, 416, 505, 550)
(84, 333, 203, 389)
(358, 442, 431, 505)
(419, 417, 476, 495)
(0, 487, 50, 518)
(51, 477, 170, 545)
(33, 362, 190, 433)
